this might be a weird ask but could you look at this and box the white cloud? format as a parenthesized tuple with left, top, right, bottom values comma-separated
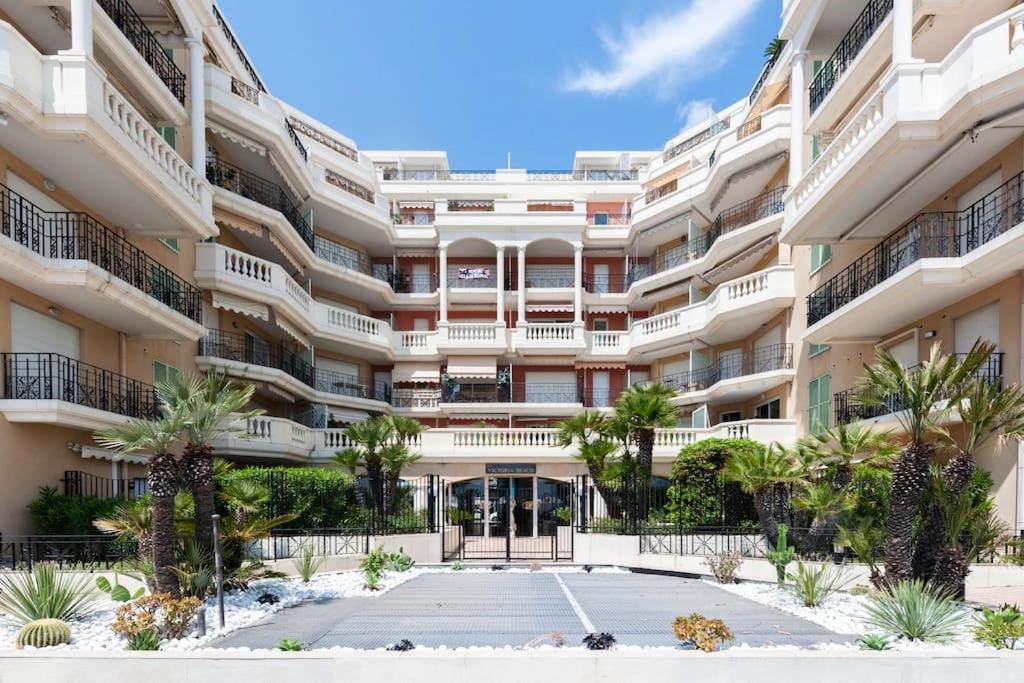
(564, 0, 761, 96)
(677, 99, 715, 131)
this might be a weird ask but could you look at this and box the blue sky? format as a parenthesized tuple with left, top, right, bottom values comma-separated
(216, 0, 780, 168)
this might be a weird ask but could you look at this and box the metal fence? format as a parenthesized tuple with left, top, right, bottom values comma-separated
(0, 534, 137, 571)
(63, 470, 149, 500)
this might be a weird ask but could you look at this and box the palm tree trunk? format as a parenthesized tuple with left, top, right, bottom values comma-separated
(884, 441, 934, 582)
(181, 443, 216, 549)
(149, 451, 180, 598)
(366, 463, 385, 533)
(753, 490, 781, 547)
(635, 428, 654, 477)
(931, 545, 969, 600)
(913, 451, 976, 581)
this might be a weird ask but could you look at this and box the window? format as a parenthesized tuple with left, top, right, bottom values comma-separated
(808, 342, 830, 358)
(719, 411, 742, 423)
(159, 238, 180, 253)
(810, 244, 832, 273)
(153, 360, 181, 385)
(755, 398, 781, 419)
(593, 212, 609, 226)
(808, 374, 831, 433)
(811, 134, 821, 163)
(157, 127, 176, 150)
(592, 318, 609, 332)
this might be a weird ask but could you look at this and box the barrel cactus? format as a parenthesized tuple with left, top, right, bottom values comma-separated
(16, 619, 71, 649)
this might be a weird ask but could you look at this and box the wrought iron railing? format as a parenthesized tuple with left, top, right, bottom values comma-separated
(749, 40, 787, 105)
(230, 77, 259, 104)
(206, 156, 314, 249)
(324, 169, 375, 204)
(736, 116, 763, 140)
(663, 119, 730, 162)
(808, 172, 1024, 325)
(285, 120, 308, 162)
(583, 272, 629, 294)
(658, 344, 793, 395)
(644, 178, 678, 205)
(448, 199, 495, 212)
(63, 470, 148, 499)
(525, 170, 639, 181)
(523, 268, 575, 288)
(440, 381, 581, 404)
(809, 0, 893, 113)
(834, 352, 1005, 425)
(2, 353, 158, 419)
(1, 183, 202, 322)
(212, 5, 266, 93)
(287, 118, 359, 161)
(313, 235, 374, 276)
(0, 534, 138, 571)
(381, 169, 498, 181)
(97, 0, 186, 104)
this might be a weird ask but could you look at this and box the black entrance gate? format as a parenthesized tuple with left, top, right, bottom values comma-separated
(442, 477, 573, 562)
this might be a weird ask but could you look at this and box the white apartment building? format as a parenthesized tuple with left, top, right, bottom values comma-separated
(0, 0, 1021, 538)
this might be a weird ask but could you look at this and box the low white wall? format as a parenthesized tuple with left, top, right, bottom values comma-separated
(2, 650, 1023, 683)
(369, 533, 441, 563)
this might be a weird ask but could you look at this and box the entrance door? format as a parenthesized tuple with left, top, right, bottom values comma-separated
(592, 263, 610, 293)
(591, 371, 611, 407)
(412, 263, 430, 293)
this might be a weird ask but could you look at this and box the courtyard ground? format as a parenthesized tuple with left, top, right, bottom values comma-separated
(211, 571, 850, 649)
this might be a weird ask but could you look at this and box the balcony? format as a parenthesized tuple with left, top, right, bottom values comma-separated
(786, 6, 1024, 244)
(436, 323, 508, 353)
(440, 381, 581, 406)
(96, 0, 186, 106)
(659, 344, 794, 405)
(512, 323, 586, 355)
(805, 172, 1024, 343)
(587, 212, 631, 226)
(213, 420, 798, 463)
(630, 266, 796, 354)
(197, 329, 390, 406)
(0, 353, 157, 430)
(0, 24, 212, 237)
(0, 183, 204, 340)
(663, 120, 731, 163)
(833, 353, 1004, 425)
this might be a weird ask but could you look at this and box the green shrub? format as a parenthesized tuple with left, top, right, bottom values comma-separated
(672, 613, 734, 651)
(0, 564, 101, 626)
(974, 604, 1024, 650)
(277, 638, 306, 651)
(666, 439, 760, 528)
(384, 549, 415, 573)
(864, 580, 969, 642)
(217, 467, 360, 529)
(15, 618, 71, 649)
(856, 634, 890, 651)
(96, 575, 145, 602)
(125, 630, 161, 651)
(111, 594, 200, 641)
(451, 561, 464, 572)
(293, 546, 326, 583)
(27, 487, 119, 535)
(787, 562, 851, 607)
(704, 552, 743, 584)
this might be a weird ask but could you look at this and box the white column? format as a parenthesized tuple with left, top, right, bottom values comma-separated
(495, 246, 505, 325)
(517, 246, 526, 325)
(70, 0, 93, 56)
(439, 246, 448, 323)
(185, 37, 206, 175)
(892, 0, 914, 65)
(573, 244, 583, 324)
(788, 51, 808, 188)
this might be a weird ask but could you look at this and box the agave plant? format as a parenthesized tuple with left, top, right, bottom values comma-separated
(863, 580, 969, 642)
(0, 564, 100, 626)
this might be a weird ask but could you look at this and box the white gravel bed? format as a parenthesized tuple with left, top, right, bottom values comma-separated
(0, 565, 628, 652)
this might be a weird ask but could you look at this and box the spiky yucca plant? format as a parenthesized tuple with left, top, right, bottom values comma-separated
(863, 580, 969, 642)
(0, 565, 99, 626)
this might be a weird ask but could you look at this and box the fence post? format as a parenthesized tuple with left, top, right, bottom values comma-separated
(212, 514, 225, 628)
(427, 474, 437, 533)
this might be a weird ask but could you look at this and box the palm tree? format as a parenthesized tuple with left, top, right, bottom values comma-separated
(93, 499, 153, 563)
(380, 442, 423, 516)
(800, 423, 897, 489)
(161, 372, 262, 549)
(217, 478, 270, 527)
(723, 443, 805, 543)
(613, 383, 678, 480)
(556, 412, 624, 521)
(764, 37, 785, 62)
(95, 408, 188, 597)
(855, 340, 993, 581)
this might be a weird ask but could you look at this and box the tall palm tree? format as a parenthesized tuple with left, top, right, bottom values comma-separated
(800, 423, 897, 489)
(388, 415, 426, 446)
(556, 412, 624, 520)
(722, 442, 805, 543)
(161, 372, 262, 549)
(95, 407, 188, 597)
(613, 383, 678, 479)
(217, 478, 270, 527)
(855, 340, 993, 581)
(333, 416, 400, 529)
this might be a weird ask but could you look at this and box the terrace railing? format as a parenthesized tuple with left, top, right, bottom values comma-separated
(2, 353, 158, 420)
(0, 534, 137, 571)
(206, 156, 314, 250)
(658, 344, 793, 395)
(63, 470, 148, 499)
(749, 40, 786, 105)
(1, 183, 202, 323)
(97, 0, 186, 104)
(808, 172, 1024, 325)
(212, 5, 266, 93)
(809, 0, 893, 113)
(663, 119, 730, 162)
(440, 381, 580, 404)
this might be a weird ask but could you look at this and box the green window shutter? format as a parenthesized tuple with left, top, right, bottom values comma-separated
(159, 237, 180, 253)
(810, 244, 832, 273)
(808, 342, 830, 358)
(811, 134, 821, 163)
(153, 360, 181, 385)
(808, 373, 831, 433)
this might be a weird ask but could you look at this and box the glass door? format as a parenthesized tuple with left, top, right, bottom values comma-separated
(487, 477, 534, 537)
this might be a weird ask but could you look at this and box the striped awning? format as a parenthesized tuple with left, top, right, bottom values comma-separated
(446, 356, 497, 379)
(393, 363, 441, 383)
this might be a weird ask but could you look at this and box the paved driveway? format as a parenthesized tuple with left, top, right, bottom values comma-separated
(212, 572, 850, 650)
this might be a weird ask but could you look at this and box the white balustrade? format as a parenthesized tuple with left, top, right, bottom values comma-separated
(636, 310, 682, 337)
(524, 324, 575, 342)
(450, 429, 560, 448)
(724, 270, 769, 300)
(400, 332, 432, 348)
(324, 306, 384, 337)
(590, 332, 626, 349)
(220, 246, 274, 285)
(446, 323, 497, 342)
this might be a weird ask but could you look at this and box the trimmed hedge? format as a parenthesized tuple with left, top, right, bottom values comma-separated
(218, 466, 362, 529)
(27, 487, 120, 535)
(665, 438, 761, 529)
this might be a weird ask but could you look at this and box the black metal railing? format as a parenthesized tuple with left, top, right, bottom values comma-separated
(324, 169, 376, 205)
(658, 344, 793, 395)
(212, 5, 266, 93)
(313, 235, 374, 277)
(644, 178, 678, 205)
(381, 169, 498, 181)
(523, 268, 575, 288)
(834, 352, 1005, 424)
(1, 183, 202, 322)
(98, 0, 186, 104)
(2, 353, 158, 419)
(440, 381, 580, 404)
(230, 76, 259, 104)
(285, 120, 308, 162)
(63, 470, 148, 499)
(809, 0, 893, 113)
(206, 156, 314, 250)
(808, 172, 1024, 325)
(583, 272, 629, 294)
(288, 118, 359, 162)
(749, 40, 787, 104)
(0, 534, 137, 571)
(392, 272, 439, 294)
(664, 119, 730, 162)
(525, 170, 639, 181)
(629, 186, 787, 284)
(448, 199, 495, 212)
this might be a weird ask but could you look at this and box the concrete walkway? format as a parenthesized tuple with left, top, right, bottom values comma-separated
(212, 572, 851, 650)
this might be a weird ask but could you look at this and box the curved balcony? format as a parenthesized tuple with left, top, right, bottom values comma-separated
(805, 172, 1024, 343)
(437, 381, 581, 416)
(660, 344, 794, 406)
(0, 184, 204, 340)
(0, 23, 212, 237)
(511, 323, 586, 355)
(0, 352, 156, 431)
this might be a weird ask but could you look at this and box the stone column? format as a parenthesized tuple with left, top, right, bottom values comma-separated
(788, 51, 808, 189)
(186, 37, 206, 175)
(893, 0, 914, 64)
(439, 246, 448, 323)
(70, 0, 93, 55)
(573, 244, 583, 324)
(495, 246, 505, 325)
(517, 246, 526, 325)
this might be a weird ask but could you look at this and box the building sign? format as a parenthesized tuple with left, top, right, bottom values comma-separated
(485, 463, 536, 474)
